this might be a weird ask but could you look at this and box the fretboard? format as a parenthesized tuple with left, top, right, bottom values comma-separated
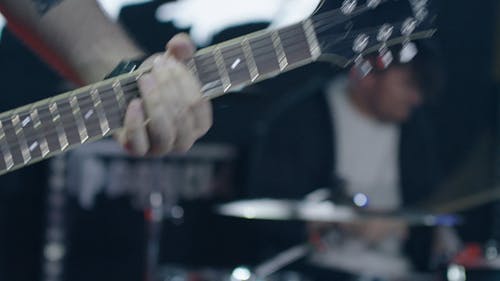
(191, 19, 321, 98)
(0, 18, 321, 175)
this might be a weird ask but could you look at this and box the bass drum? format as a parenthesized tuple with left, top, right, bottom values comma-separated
(155, 265, 311, 281)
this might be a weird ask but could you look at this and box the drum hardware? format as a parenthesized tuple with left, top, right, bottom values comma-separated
(254, 243, 312, 279)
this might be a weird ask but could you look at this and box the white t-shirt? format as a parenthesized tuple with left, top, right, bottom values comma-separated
(311, 76, 411, 279)
(326, 76, 402, 210)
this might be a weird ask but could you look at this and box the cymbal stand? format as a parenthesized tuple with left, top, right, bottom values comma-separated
(253, 243, 313, 279)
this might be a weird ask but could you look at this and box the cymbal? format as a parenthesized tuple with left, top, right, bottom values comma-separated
(216, 199, 461, 226)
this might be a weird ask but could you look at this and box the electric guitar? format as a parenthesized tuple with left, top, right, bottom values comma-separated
(0, 0, 436, 175)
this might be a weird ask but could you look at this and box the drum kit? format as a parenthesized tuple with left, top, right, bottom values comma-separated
(211, 197, 500, 281)
(151, 193, 497, 281)
(214, 197, 453, 281)
(51, 141, 500, 281)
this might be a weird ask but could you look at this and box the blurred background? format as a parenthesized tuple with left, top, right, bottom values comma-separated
(0, 0, 499, 281)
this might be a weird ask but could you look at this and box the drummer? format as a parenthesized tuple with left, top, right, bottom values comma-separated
(244, 43, 455, 280)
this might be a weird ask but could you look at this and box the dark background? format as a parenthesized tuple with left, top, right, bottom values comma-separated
(0, 0, 498, 280)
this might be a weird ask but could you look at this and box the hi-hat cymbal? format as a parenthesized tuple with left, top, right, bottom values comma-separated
(217, 199, 461, 226)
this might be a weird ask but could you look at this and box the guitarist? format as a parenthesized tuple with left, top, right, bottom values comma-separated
(0, 0, 212, 156)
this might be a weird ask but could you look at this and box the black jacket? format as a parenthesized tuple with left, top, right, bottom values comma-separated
(243, 74, 441, 272)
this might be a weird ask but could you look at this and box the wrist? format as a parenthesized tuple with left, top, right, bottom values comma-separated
(104, 55, 149, 79)
(74, 44, 145, 84)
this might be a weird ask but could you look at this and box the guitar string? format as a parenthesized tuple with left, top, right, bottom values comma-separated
(189, 0, 388, 68)
(0, 0, 397, 127)
(0, 22, 382, 134)
(192, 2, 365, 68)
(0, 0, 389, 129)
(0, 17, 412, 164)
(206, 25, 386, 82)
(0, 19, 328, 122)
(0, 22, 392, 143)
(0, 28, 386, 161)
(0, 27, 387, 160)
(0, 20, 385, 133)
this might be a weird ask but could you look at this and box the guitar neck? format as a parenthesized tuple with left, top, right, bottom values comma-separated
(0, 18, 321, 175)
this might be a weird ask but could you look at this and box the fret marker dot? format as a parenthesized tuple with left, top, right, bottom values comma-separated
(29, 141, 39, 152)
(22, 117, 31, 127)
(84, 110, 94, 120)
(231, 58, 241, 70)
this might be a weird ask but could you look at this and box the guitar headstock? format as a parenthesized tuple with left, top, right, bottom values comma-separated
(312, 0, 437, 75)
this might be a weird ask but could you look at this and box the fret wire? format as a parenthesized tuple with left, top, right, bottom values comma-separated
(91, 88, 111, 136)
(112, 80, 127, 111)
(15, 111, 43, 160)
(30, 108, 50, 157)
(1, 118, 25, 166)
(76, 92, 102, 139)
(69, 95, 89, 143)
(271, 31, 288, 71)
(0, 121, 14, 170)
(242, 38, 259, 81)
(49, 102, 69, 151)
(100, 87, 127, 130)
(11, 114, 32, 164)
(37, 106, 62, 153)
(303, 18, 322, 60)
(213, 47, 232, 92)
(57, 100, 84, 146)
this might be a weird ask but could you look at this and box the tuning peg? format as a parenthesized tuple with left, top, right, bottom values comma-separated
(376, 24, 394, 69)
(341, 0, 357, 15)
(352, 33, 372, 78)
(399, 18, 419, 63)
(354, 55, 373, 78)
(376, 47, 393, 69)
(367, 0, 381, 9)
(410, 0, 429, 21)
(400, 41, 418, 63)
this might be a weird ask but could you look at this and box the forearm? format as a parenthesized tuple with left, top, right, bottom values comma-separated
(0, 0, 144, 84)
